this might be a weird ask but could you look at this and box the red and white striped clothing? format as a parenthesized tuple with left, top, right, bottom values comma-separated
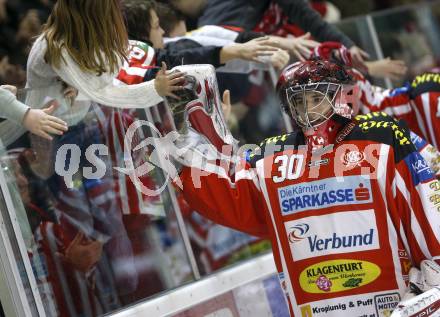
(356, 70, 440, 149)
(110, 40, 164, 216)
(93, 105, 162, 216)
(411, 90, 440, 149)
(181, 112, 440, 316)
(115, 40, 156, 86)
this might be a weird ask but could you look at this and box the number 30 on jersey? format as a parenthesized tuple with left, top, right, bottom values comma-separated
(273, 154, 304, 183)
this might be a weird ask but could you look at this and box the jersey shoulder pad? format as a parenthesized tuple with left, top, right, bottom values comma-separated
(354, 111, 395, 123)
(410, 72, 440, 98)
(350, 111, 414, 162)
(246, 132, 302, 167)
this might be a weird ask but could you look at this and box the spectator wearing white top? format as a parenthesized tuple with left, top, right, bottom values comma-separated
(27, 0, 184, 114)
(0, 0, 185, 146)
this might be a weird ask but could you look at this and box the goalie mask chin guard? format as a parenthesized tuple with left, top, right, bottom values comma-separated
(165, 64, 236, 154)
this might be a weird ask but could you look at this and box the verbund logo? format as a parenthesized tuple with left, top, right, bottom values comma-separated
(288, 224, 310, 243)
(308, 229, 374, 252)
(284, 210, 379, 261)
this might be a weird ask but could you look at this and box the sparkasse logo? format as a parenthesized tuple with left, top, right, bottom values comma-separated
(278, 176, 373, 215)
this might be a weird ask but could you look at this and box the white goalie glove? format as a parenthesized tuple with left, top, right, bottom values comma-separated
(131, 65, 239, 190)
(391, 260, 440, 316)
(164, 65, 238, 172)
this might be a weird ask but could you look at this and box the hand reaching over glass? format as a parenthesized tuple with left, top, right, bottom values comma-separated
(263, 33, 320, 61)
(270, 48, 290, 70)
(349, 45, 370, 65)
(0, 84, 68, 140)
(366, 58, 408, 80)
(220, 37, 279, 63)
(154, 62, 186, 99)
(23, 99, 68, 140)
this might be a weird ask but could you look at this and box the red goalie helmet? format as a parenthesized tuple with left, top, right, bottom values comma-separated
(276, 59, 355, 130)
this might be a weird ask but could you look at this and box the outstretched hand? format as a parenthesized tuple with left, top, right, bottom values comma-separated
(22, 99, 68, 140)
(349, 45, 370, 65)
(261, 33, 319, 61)
(366, 58, 407, 80)
(270, 49, 290, 70)
(154, 62, 185, 99)
(0, 84, 17, 94)
(288, 33, 320, 61)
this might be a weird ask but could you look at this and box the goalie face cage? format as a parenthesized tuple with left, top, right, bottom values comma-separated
(285, 82, 351, 130)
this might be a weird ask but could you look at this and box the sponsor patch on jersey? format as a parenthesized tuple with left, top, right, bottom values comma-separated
(278, 176, 372, 215)
(285, 210, 379, 261)
(398, 249, 412, 278)
(374, 292, 400, 316)
(404, 152, 435, 185)
(428, 180, 440, 212)
(342, 150, 365, 167)
(300, 301, 352, 317)
(410, 131, 428, 150)
(298, 291, 400, 317)
(299, 259, 381, 294)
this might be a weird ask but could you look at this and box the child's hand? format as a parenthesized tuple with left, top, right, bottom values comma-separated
(234, 38, 279, 62)
(154, 62, 185, 99)
(23, 100, 68, 140)
(0, 84, 18, 95)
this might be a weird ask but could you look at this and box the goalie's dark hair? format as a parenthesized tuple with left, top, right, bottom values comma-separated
(122, 0, 157, 43)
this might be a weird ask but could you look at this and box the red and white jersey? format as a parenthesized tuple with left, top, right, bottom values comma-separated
(352, 70, 440, 178)
(408, 74, 440, 149)
(181, 112, 440, 317)
(356, 71, 440, 149)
